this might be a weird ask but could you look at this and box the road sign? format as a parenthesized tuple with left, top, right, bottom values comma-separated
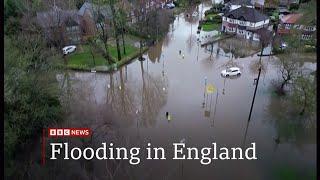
(206, 84, 216, 94)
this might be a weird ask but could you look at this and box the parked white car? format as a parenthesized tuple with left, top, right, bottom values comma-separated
(280, 42, 287, 49)
(192, 11, 198, 17)
(221, 67, 241, 77)
(165, 3, 175, 9)
(62, 45, 76, 55)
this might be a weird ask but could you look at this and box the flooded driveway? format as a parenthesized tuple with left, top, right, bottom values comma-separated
(53, 1, 316, 180)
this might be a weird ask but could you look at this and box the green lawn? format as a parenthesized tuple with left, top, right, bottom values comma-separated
(66, 43, 140, 71)
(202, 23, 220, 32)
(205, 13, 218, 20)
(108, 45, 137, 60)
(67, 45, 107, 69)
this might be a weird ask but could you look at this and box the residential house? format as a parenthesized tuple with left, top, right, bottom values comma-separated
(225, 0, 254, 11)
(130, 0, 171, 24)
(277, 13, 316, 40)
(221, 6, 270, 41)
(279, 7, 290, 15)
(36, 6, 81, 46)
(279, 0, 299, 8)
(251, 0, 279, 9)
(78, 2, 113, 41)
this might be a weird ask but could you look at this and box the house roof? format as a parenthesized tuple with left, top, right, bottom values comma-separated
(36, 6, 80, 28)
(78, 2, 113, 20)
(281, 13, 302, 24)
(279, 8, 290, 13)
(227, 0, 253, 6)
(224, 6, 269, 22)
(279, 0, 299, 6)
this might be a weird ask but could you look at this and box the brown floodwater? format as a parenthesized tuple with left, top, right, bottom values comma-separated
(37, 1, 316, 180)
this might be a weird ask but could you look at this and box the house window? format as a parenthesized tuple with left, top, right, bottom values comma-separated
(305, 26, 315, 31)
(229, 18, 236, 23)
(228, 27, 235, 32)
(239, 21, 246, 26)
(301, 34, 311, 40)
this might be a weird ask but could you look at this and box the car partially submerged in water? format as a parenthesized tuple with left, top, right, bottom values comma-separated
(221, 67, 241, 77)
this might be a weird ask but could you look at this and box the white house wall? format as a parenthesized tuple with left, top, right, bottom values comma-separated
(230, 5, 254, 10)
(221, 17, 269, 41)
(223, 17, 269, 28)
(230, 5, 241, 10)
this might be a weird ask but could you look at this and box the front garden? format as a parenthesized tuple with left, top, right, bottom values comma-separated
(65, 36, 148, 72)
(272, 34, 316, 55)
(199, 5, 222, 32)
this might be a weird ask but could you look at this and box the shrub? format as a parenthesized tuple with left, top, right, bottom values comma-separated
(289, 3, 299, 10)
(304, 45, 316, 52)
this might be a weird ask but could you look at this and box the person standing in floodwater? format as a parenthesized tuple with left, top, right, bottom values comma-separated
(166, 112, 171, 121)
(179, 50, 181, 55)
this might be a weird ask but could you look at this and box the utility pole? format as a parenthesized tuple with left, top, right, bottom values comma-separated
(248, 40, 265, 122)
(248, 66, 261, 122)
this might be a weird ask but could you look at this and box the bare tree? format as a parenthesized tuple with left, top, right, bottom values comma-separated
(117, 4, 128, 55)
(108, 0, 122, 61)
(275, 53, 299, 95)
(91, 0, 114, 64)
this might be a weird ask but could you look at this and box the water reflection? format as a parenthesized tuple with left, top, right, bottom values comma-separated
(106, 69, 136, 127)
(218, 37, 260, 58)
(139, 63, 168, 127)
(266, 95, 316, 150)
(147, 40, 164, 63)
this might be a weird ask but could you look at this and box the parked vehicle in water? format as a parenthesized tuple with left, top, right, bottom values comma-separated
(62, 45, 76, 55)
(221, 67, 241, 77)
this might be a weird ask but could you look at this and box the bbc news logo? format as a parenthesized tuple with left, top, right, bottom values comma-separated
(48, 128, 91, 137)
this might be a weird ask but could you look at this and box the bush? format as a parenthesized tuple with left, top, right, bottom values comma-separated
(272, 46, 285, 54)
(289, 3, 299, 10)
(304, 45, 316, 52)
(205, 4, 224, 15)
(200, 17, 222, 25)
(5, 34, 63, 179)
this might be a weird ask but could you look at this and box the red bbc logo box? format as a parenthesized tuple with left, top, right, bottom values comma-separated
(48, 128, 91, 137)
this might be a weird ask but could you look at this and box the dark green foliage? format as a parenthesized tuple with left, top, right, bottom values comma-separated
(75, 0, 86, 9)
(199, 17, 222, 25)
(4, 34, 62, 178)
(4, 0, 22, 20)
(204, 4, 224, 15)
(291, 75, 316, 116)
(289, 3, 299, 10)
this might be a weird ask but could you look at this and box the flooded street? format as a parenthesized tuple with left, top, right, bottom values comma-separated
(55, 2, 316, 179)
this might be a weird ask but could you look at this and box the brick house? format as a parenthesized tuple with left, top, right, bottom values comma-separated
(77, 2, 113, 41)
(277, 13, 316, 40)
